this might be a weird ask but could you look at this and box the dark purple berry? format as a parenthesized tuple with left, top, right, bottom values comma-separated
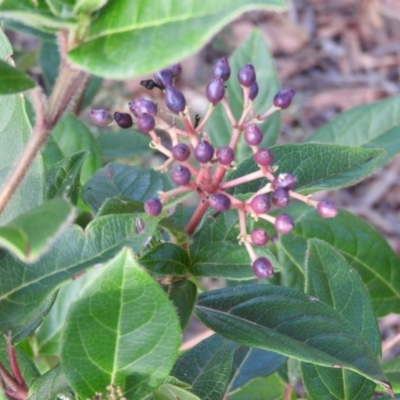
(206, 78, 225, 105)
(238, 64, 256, 87)
(194, 140, 214, 163)
(89, 109, 112, 126)
(252, 257, 273, 279)
(254, 148, 274, 167)
(271, 188, 290, 208)
(212, 57, 231, 81)
(244, 125, 263, 146)
(168, 63, 182, 78)
(165, 86, 186, 114)
(275, 214, 294, 234)
(249, 81, 259, 100)
(271, 173, 297, 191)
(171, 165, 191, 186)
(137, 113, 156, 132)
(154, 69, 173, 89)
(317, 200, 337, 218)
(172, 143, 191, 162)
(144, 198, 162, 216)
(209, 193, 231, 212)
(216, 146, 234, 165)
(250, 228, 269, 246)
(128, 98, 157, 117)
(250, 194, 271, 215)
(114, 112, 133, 129)
(273, 88, 295, 109)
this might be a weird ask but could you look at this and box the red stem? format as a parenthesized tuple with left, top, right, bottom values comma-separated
(7, 336, 26, 391)
(185, 197, 209, 235)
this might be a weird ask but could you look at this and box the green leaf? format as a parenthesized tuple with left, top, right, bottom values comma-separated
(308, 96, 400, 168)
(38, 40, 59, 94)
(61, 248, 181, 400)
(139, 243, 190, 276)
(301, 239, 380, 400)
(153, 383, 201, 400)
(0, 198, 75, 262)
(207, 30, 280, 157)
(45, 151, 88, 205)
(279, 209, 400, 317)
(172, 334, 239, 400)
(164, 280, 197, 331)
(382, 358, 400, 393)
(0, 211, 164, 331)
(68, 0, 287, 79)
(42, 113, 102, 183)
(0, 59, 35, 94)
(73, 0, 108, 14)
(27, 364, 73, 400)
(0, 28, 44, 224)
(158, 217, 189, 245)
(82, 162, 173, 213)
(195, 285, 387, 387)
(228, 143, 385, 196)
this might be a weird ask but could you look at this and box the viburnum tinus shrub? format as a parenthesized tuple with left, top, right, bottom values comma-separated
(0, 2, 399, 400)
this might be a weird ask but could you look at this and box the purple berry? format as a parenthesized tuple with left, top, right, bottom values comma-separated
(114, 112, 133, 129)
(249, 81, 259, 100)
(244, 125, 263, 146)
(252, 257, 274, 279)
(250, 228, 269, 246)
(206, 78, 225, 105)
(168, 63, 182, 78)
(238, 64, 256, 87)
(271, 188, 290, 208)
(128, 98, 157, 118)
(209, 193, 231, 212)
(144, 198, 162, 216)
(272, 173, 297, 191)
(154, 69, 173, 89)
(165, 86, 186, 114)
(273, 88, 295, 109)
(212, 57, 231, 81)
(250, 194, 271, 215)
(137, 113, 156, 132)
(254, 148, 274, 167)
(317, 200, 337, 218)
(275, 214, 294, 234)
(89, 109, 112, 126)
(216, 146, 234, 165)
(194, 140, 214, 163)
(171, 165, 191, 186)
(172, 143, 191, 162)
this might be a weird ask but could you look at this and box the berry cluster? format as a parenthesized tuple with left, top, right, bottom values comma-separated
(90, 58, 337, 279)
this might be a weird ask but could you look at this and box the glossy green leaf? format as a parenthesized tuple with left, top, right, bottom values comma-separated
(27, 364, 73, 400)
(68, 0, 287, 79)
(73, 0, 108, 13)
(61, 248, 181, 400)
(207, 30, 280, 157)
(301, 239, 380, 400)
(279, 209, 400, 317)
(195, 285, 387, 387)
(82, 162, 173, 213)
(45, 151, 88, 205)
(153, 383, 201, 400)
(227, 143, 385, 196)
(0, 211, 164, 331)
(172, 334, 239, 400)
(0, 59, 35, 94)
(382, 358, 400, 393)
(0, 198, 74, 262)
(308, 96, 400, 167)
(0, 29, 44, 224)
(164, 280, 197, 331)
(139, 243, 189, 276)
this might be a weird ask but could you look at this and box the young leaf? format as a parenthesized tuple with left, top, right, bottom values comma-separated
(301, 239, 380, 400)
(172, 334, 239, 400)
(206, 30, 280, 156)
(61, 248, 181, 400)
(0, 198, 75, 262)
(73, 0, 108, 14)
(279, 209, 400, 317)
(0, 59, 35, 94)
(195, 285, 387, 387)
(308, 95, 400, 168)
(68, 0, 287, 79)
